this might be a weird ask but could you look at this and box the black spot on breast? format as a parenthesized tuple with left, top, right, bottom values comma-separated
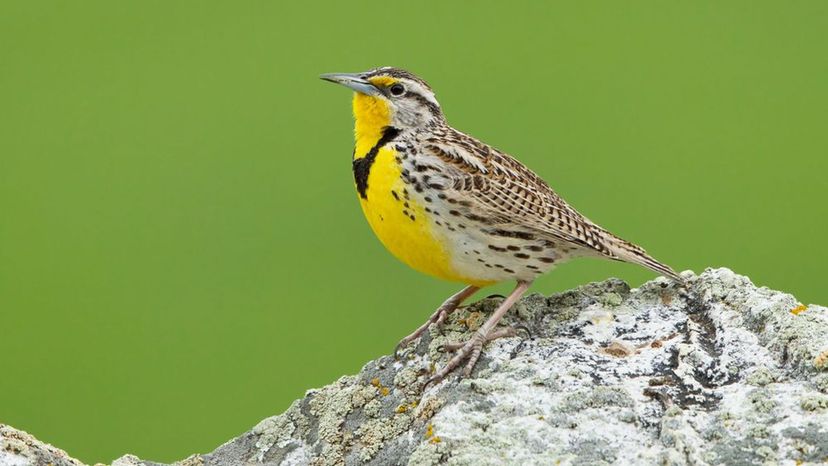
(514, 253, 530, 259)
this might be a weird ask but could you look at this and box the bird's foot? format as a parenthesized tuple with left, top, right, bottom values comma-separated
(393, 285, 479, 360)
(425, 326, 519, 387)
(393, 304, 457, 360)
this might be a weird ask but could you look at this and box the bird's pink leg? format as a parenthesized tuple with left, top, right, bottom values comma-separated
(394, 285, 479, 359)
(426, 280, 532, 386)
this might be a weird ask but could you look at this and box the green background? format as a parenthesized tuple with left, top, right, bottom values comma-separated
(1, 1, 826, 463)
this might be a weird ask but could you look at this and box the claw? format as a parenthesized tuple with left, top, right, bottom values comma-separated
(509, 325, 533, 359)
(393, 343, 407, 361)
(392, 285, 479, 358)
(514, 324, 532, 339)
(422, 281, 533, 388)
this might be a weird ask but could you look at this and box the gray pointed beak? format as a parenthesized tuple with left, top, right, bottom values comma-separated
(320, 72, 380, 96)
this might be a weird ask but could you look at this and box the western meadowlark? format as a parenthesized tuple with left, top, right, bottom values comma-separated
(321, 67, 682, 385)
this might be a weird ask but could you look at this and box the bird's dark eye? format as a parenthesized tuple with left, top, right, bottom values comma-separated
(389, 83, 405, 96)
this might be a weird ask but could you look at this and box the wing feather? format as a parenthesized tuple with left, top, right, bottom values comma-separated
(423, 131, 608, 254)
(421, 129, 682, 282)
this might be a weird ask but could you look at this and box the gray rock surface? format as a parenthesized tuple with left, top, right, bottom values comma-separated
(3, 268, 828, 465)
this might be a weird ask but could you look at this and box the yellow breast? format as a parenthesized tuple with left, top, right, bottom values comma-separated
(359, 147, 471, 283)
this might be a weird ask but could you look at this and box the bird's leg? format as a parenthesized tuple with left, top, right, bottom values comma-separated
(426, 281, 532, 386)
(394, 285, 479, 359)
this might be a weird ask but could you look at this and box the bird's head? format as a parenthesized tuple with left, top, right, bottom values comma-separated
(321, 67, 444, 133)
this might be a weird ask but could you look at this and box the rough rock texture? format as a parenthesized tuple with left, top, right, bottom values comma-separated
(0, 425, 83, 466)
(3, 268, 828, 466)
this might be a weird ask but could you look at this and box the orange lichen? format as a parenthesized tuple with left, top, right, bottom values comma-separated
(424, 423, 442, 443)
(791, 304, 808, 315)
(464, 311, 483, 330)
(369, 377, 391, 396)
(396, 400, 418, 413)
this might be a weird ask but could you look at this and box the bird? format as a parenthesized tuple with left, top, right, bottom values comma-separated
(320, 67, 683, 386)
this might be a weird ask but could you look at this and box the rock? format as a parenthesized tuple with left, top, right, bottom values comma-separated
(3, 268, 828, 465)
(0, 424, 83, 466)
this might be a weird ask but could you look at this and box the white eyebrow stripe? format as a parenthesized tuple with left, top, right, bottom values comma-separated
(404, 80, 440, 108)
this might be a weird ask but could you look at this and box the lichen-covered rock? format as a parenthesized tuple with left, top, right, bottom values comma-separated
(0, 424, 83, 466)
(3, 268, 828, 465)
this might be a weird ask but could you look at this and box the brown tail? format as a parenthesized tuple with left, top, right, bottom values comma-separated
(601, 232, 684, 285)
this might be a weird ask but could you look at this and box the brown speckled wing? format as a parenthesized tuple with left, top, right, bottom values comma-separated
(422, 128, 613, 257)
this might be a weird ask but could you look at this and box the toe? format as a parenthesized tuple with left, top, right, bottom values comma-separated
(462, 346, 483, 377)
(439, 341, 465, 352)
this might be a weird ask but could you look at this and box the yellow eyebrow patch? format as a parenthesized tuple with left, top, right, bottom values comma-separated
(368, 76, 397, 87)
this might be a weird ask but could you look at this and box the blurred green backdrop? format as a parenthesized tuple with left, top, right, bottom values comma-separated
(1, 1, 826, 463)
